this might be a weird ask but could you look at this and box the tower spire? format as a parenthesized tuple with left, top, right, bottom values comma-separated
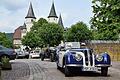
(25, 2, 36, 19)
(21, 23, 26, 29)
(58, 14, 64, 27)
(48, 2, 58, 18)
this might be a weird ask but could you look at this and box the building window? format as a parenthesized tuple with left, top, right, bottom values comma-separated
(31, 19, 33, 22)
(22, 29, 26, 33)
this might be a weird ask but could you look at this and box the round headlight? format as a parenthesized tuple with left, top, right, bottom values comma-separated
(96, 55, 103, 62)
(74, 53, 82, 61)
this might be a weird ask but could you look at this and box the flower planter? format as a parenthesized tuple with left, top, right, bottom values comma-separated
(2, 62, 12, 70)
(1, 56, 12, 70)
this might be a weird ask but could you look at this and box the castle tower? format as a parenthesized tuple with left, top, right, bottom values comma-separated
(48, 2, 58, 23)
(58, 14, 64, 28)
(25, 2, 36, 32)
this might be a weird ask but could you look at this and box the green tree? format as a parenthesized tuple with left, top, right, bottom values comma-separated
(31, 18, 48, 31)
(22, 18, 48, 48)
(22, 30, 46, 49)
(22, 18, 64, 48)
(22, 31, 39, 49)
(38, 23, 64, 47)
(65, 22, 93, 42)
(91, 0, 120, 40)
(0, 32, 13, 48)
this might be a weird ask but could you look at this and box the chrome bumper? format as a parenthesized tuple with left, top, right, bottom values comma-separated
(66, 64, 112, 67)
(66, 64, 83, 67)
(95, 64, 112, 67)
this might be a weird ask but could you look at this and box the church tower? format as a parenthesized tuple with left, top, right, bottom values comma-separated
(58, 14, 64, 28)
(25, 2, 36, 32)
(48, 2, 58, 23)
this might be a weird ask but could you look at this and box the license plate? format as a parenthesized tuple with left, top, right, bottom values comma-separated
(82, 67, 97, 71)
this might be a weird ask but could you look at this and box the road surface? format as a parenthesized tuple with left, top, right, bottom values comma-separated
(1, 59, 120, 80)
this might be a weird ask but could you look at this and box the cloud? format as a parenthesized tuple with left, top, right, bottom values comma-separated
(0, 0, 30, 32)
(0, 0, 27, 11)
(0, 0, 93, 32)
(0, 0, 41, 33)
(0, 7, 26, 33)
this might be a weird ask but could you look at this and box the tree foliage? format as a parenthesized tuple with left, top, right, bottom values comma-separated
(65, 22, 93, 42)
(31, 18, 48, 31)
(0, 32, 13, 48)
(22, 31, 43, 48)
(38, 23, 64, 47)
(91, 0, 120, 40)
(22, 18, 64, 48)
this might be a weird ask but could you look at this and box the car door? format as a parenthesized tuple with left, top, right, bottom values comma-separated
(58, 48, 66, 67)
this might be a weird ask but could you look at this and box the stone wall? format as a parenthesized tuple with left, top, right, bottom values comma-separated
(86, 40, 120, 61)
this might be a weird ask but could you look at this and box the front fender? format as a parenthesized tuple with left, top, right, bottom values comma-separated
(65, 52, 83, 65)
(95, 52, 111, 67)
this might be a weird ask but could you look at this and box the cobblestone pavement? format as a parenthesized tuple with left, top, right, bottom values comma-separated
(1, 59, 120, 80)
(1, 61, 30, 80)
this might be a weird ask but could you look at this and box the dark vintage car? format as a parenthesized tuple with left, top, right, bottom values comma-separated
(41, 47, 57, 62)
(56, 42, 111, 77)
(0, 45, 16, 61)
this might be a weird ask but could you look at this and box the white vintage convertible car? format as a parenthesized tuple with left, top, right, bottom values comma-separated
(56, 42, 111, 77)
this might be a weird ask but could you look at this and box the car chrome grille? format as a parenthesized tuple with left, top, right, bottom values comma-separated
(90, 53, 93, 66)
(84, 50, 93, 66)
(84, 50, 88, 66)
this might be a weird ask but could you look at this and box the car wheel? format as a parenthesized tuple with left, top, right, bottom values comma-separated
(41, 54, 45, 61)
(101, 67, 108, 76)
(29, 55, 32, 59)
(25, 55, 29, 59)
(16, 55, 18, 59)
(65, 66, 71, 77)
(57, 63, 61, 70)
(50, 53, 54, 62)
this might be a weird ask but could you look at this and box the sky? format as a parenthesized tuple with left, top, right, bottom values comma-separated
(0, 0, 93, 33)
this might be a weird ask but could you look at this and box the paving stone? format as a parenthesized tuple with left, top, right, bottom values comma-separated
(1, 61, 30, 80)
(1, 59, 120, 80)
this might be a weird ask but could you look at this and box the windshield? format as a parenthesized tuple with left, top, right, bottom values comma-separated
(65, 42, 80, 49)
(35, 51, 39, 53)
(69, 49, 92, 54)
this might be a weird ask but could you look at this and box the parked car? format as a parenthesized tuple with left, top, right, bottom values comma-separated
(16, 51, 25, 59)
(0, 45, 16, 61)
(24, 51, 29, 59)
(56, 42, 111, 77)
(29, 50, 41, 59)
(40, 47, 57, 62)
(16, 50, 29, 59)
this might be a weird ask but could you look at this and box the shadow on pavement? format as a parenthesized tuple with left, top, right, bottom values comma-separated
(59, 68, 111, 77)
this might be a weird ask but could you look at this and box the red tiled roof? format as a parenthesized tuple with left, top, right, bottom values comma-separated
(13, 26, 21, 39)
